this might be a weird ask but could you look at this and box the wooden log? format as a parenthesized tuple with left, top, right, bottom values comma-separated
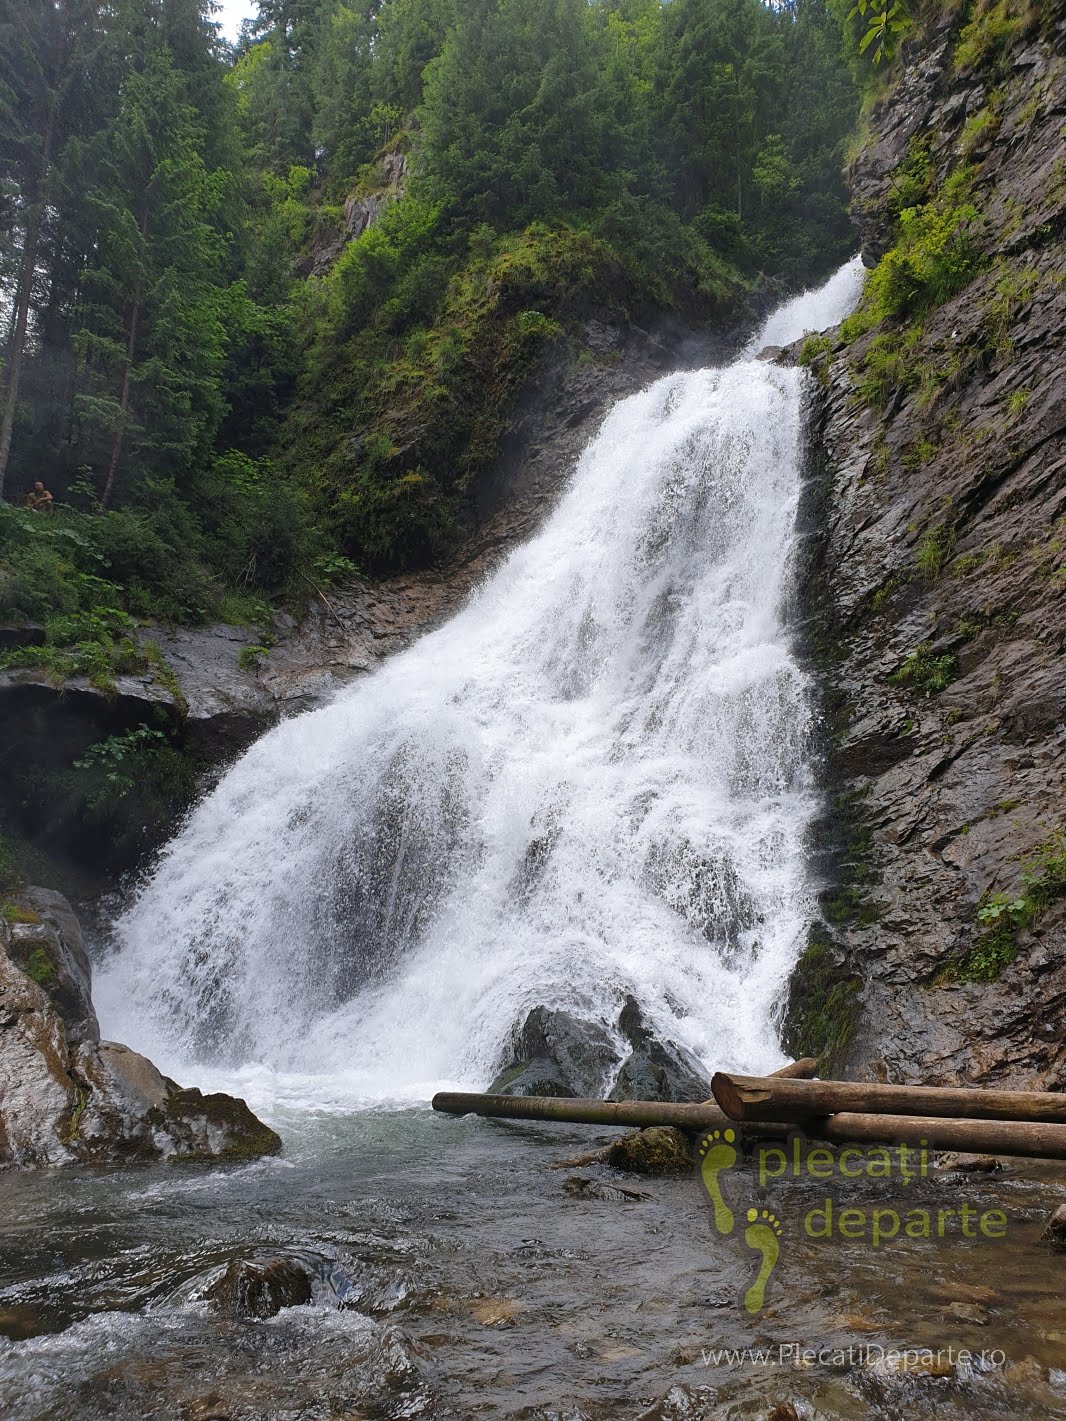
(765, 1057, 819, 1080)
(711, 1072, 1066, 1126)
(432, 1059, 819, 1136)
(811, 1112, 1066, 1160)
(431, 1092, 745, 1134)
(429, 1092, 1066, 1159)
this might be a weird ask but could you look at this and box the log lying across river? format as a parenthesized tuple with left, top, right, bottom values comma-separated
(710, 1072, 1066, 1126)
(432, 1058, 819, 1134)
(432, 1055, 1066, 1159)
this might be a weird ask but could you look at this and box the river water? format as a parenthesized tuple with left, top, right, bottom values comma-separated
(4, 261, 1066, 1418)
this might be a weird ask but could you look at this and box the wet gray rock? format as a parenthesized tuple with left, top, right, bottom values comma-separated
(0, 888, 281, 1169)
(489, 995, 712, 1102)
(788, 9, 1066, 1088)
(206, 1255, 313, 1319)
(4, 888, 98, 1044)
(489, 1006, 618, 1098)
(609, 995, 711, 1103)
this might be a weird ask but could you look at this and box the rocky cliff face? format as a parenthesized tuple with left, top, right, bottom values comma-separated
(0, 888, 280, 1168)
(788, 1, 1066, 1087)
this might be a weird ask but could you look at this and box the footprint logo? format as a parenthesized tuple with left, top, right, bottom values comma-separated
(743, 1208, 782, 1315)
(698, 1128, 738, 1235)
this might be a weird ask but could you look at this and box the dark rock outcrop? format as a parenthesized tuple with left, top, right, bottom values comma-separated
(489, 995, 712, 1102)
(609, 994, 711, 1103)
(489, 1006, 618, 1098)
(791, 5, 1066, 1087)
(0, 888, 281, 1168)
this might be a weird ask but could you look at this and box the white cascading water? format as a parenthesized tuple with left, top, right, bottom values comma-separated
(97, 258, 865, 1111)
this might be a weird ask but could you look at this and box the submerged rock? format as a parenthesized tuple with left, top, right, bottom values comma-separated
(1042, 1205, 1066, 1252)
(606, 1126, 694, 1176)
(0, 887, 280, 1169)
(206, 1256, 313, 1319)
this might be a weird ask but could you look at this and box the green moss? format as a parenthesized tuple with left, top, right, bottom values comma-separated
(64, 1087, 89, 1143)
(1, 901, 41, 925)
(799, 332, 833, 385)
(606, 1127, 693, 1176)
(954, 0, 1026, 73)
(948, 830, 1066, 982)
(781, 928, 862, 1075)
(889, 643, 957, 696)
(24, 946, 57, 984)
(237, 644, 271, 672)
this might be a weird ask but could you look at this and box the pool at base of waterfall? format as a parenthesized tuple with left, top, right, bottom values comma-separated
(2, 1110, 1066, 1421)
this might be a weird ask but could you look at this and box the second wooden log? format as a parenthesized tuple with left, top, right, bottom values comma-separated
(711, 1071, 1066, 1125)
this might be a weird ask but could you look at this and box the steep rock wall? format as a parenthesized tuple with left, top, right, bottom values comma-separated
(790, 1, 1066, 1087)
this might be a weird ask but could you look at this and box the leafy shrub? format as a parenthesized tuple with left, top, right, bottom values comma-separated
(889, 643, 957, 696)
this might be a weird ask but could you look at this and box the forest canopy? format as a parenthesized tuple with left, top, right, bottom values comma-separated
(0, 0, 859, 627)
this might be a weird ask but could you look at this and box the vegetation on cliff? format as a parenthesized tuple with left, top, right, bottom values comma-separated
(1, 0, 858, 623)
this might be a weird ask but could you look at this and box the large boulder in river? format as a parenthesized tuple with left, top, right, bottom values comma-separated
(489, 1006, 618, 1098)
(608, 995, 712, 1104)
(487, 997, 712, 1102)
(0, 887, 280, 1169)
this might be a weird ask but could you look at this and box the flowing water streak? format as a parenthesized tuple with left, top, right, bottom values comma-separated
(97, 258, 866, 1111)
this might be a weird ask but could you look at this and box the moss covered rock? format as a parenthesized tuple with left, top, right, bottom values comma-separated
(606, 1126, 694, 1177)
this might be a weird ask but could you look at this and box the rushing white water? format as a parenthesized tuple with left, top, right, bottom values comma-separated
(97, 258, 865, 1112)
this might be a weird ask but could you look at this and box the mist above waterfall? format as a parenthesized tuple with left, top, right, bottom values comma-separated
(97, 259, 865, 1112)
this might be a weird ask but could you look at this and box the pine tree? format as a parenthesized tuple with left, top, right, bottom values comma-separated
(0, 0, 109, 498)
(74, 36, 228, 506)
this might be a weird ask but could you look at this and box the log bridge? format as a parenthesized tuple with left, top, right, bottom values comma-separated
(432, 1058, 1066, 1160)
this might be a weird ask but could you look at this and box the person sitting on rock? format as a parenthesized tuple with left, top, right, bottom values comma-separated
(24, 481, 54, 512)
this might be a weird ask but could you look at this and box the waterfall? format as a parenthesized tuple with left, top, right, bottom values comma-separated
(97, 258, 865, 1111)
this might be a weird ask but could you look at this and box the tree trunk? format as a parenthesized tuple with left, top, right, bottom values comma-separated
(430, 1092, 1066, 1160)
(711, 1072, 1066, 1125)
(0, 191, 46, 500)
(101, 206, 149, 510)
(100, 287, 141, 510)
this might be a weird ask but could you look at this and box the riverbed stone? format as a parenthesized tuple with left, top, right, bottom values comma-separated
(605, 1126, 693, 1176)
(0, 888, 281, 1169)
(1042, 1204, 1066, 1251)
(206, 1256, 313, 1319)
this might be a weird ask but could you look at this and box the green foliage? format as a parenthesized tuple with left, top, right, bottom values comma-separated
(238, 644, 272, 672)
(847, 0, 912, 67)
(915, 523, 955, 580)
(24, 946, 57, 985)
(889, 643, 957, 696)
(799, 332, 833, 384)
(1, 0, 861, 608)
(850, 323, 923, 407)
(953, 832, 1066, 982)
(954, 0, 1026, 73)
(844, 167, 984, 339)
(2, 902, 41, 926)
(72, 727, 169, 806)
